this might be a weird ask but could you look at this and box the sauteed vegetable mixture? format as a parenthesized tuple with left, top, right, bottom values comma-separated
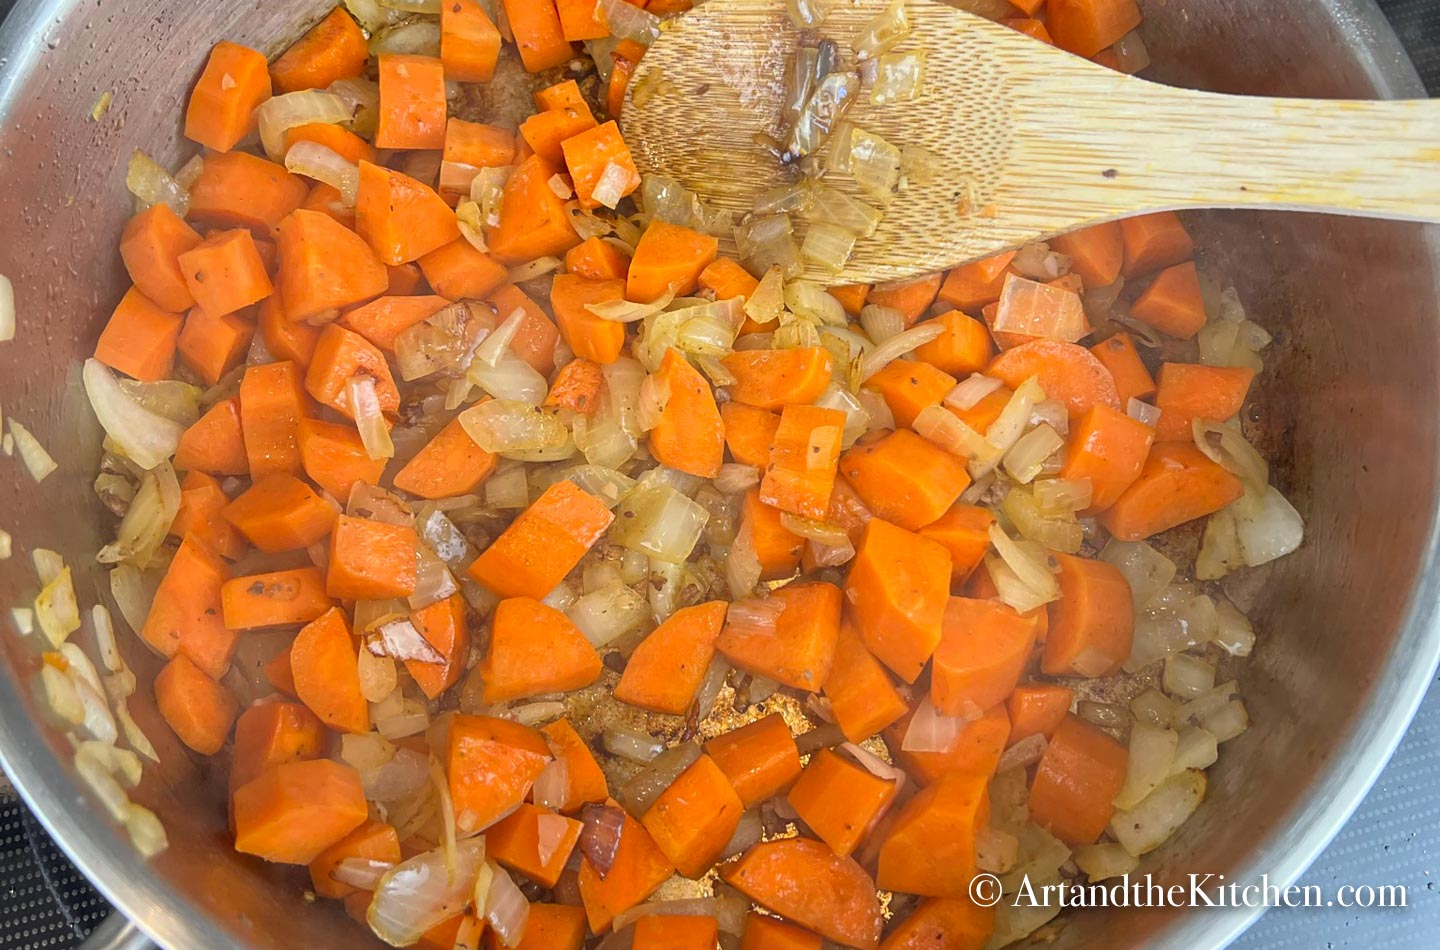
(23, 0, 1305, 947)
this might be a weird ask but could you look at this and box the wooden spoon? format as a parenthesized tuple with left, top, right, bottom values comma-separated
(621, 0, 1440, 285)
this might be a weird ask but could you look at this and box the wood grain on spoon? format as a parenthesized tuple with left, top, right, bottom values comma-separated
(621, 0, 1440, 285)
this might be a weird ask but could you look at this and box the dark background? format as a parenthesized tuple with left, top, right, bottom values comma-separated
(0, 1, 1436, 948)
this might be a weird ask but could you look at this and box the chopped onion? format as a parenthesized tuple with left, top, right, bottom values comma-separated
(1114, 722, 1180, 810)
(343, 0, 398, 30)
(1110, 771, 1206, 857)
(0, 273, 14, 342)
(35, 567, 81, 648)
(590, 161, 633, 210)
(726, 519, 763, 598)
(902, 699, 969, 753)
(785, 0, 830, 26)
(1174, 681, 1237, 725)
(604, 726, 664, 764)
(347, 376, 395, 460)
(1214, 599, 1256, 657)
(714, 463, 761, 495)
(333, 857, 395, 891)
(1002, 423, 1064, 484)
(978, 377, 1046, 476)
(256, 90, 351, 160)
(620, 742, 702, 815)
(375, 699, 430, 740)
(854, 0, 911, 59)
(788, 71, 860, 161)
(743, 267, 786, 325)
(125, 150, 188, 216)
(365, 747, 431, 802)
(10, 607, 32, 636)
(532, 755, 570, 811)
(848, 126, 903, 202)
(799, 185, 884, 239)
(800, 222, 857, 274)
(1099, 539, 1175, 608)
(9, 417, 56, 482)
(581, 802, 628, 876)
(1231, 485, 1304, 566)
(98, 462, 181, 569)
(860, 305, 905, 344)
(90, 605, 122, 674)
(108, 564, 156, 637)
(369, 17, 442, 56)
(74, 742, 129, 821)
(1199, 699, 1249, 742)
(990, 525, 1060, 605)
(599, 0, 660, 44)
(613, 479, 709, 563)
(469, 352, 549, 405)
(83, 359, 184, 470)
(735, 213, 803, 278)
(1131, 688, 1179, 728)
(996, 734, 1048, 774)
(284, 140, 359, 205)
(484, 864, 530, 948)
(857, 322, 944, 381)
(1075, 842, 1140, 883)
(871, 50, 926, 104)
(1192, 418, 1268, 492)
(460, 399, 570, 456)
(485, 464, 530, 510)
(368, 839, 487, 946)
(641, 175, 731, 237)
(1173, 726, 1219, 772)
(358, 649, 398, 704)
(912, 404, 1002, 468)
(567, 581, 649, 647)
(1127, 398, 1161, 427)
(565, 465, 638, 507)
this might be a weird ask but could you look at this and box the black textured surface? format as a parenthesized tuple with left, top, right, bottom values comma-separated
(0, 3, 1433, 949)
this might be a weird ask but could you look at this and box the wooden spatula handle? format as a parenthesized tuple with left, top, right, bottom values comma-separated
(1022, 78, 1440, 224)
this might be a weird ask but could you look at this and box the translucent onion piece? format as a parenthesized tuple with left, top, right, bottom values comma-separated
(0, 529, 9, 560)
(785, 0, 830, 26)
(586, 285, 678, 323)
(997, 734, 1048, 773)
(912, 404, 1001, 467)
(484, 464, 529, 510)
(1163, 653, 1217, 699)
(1109, 771, 1206, 858)
(285, 140, 359, 205)
(566, 581, 649, 647)
(83, 359, 185, 470)
(1032, 477, 1093, 515)
(459, 400, 569, 455)
(754, 182, 814, 216)
(848, 126, 903, 202)
(859, 304, 905, 344)
(734, 213, 803, 279)
(7, 421, 53, 482)
(799, 184, 884, 238)
(1127, 398, 1161, 427)
(620, 742, 702, 816)
(614, 896, 750, 938)
(364, 747, 431, 802)
(1100, 539, 1176, 608)
(35, 567, 81, 648)
(1002, 423, 1064, 484)
(813, 384, 869, 449)
(780, 512, 849, 546)
(97, 462, 181, 569)
(369, 17, 442, 57)
(125, 150, 188, 216)
(346, 376, 395, 460)
(256, 90, 351, 160)
(1192, 418, 1268, 493)
(603, 726, 664, 764)
(871, 51, 925, 104)
(1075, 842, 1140, 883)
(368, 839, 487, 946)
(857, 322, 944, 381)
(854, 0, 911, 59)
(599, 0, 661, 44)
(902, 699, 967, 753)
(591, 161, 634, 210)
(580, 803, 626, 876)
(1114, 722, 1180, 810)
(743, 267, 785, 325)
(989, 525, 1061, 606)
(0, 273, 14, 342)
(334, 857, 396, 891)
(1000, 486, 1083, 555)
(469, 353, 549, 405)
(641, 175, 732, 237)
(788, 72, 859, 160)
(612, 481, 709, 563)
(1214, 599, 1256, 657)
(1231, 486, 1304, 567)
(532, 755, 570, 811)
(108, 564, 157, 637)
(484, 864, 530, 948)
(726, 519, 763, 598)
(800, 222, 857, 274)
(978, 376, 1045, 475)
(343, 0, 398, 31)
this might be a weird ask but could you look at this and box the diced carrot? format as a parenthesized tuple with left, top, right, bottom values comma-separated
(239, 361, 309, 477)
(1028, 714, 1127, 844)
(502, 0, 575, 72)
(911, 310, 994, 376)
(233, 759, 368, 864)
(184, 41, 271, 152)
(562, 121, 641, 210)
(1153, 362, 1255, 441)
(844, 518, 951, 683)
(188, 151, 309, 234)
(1002, 17, 1054, 43)
(716, 582, 842, 691)
(290, 607, 369, 734)
(301, 182, 356, 228)
(885, 704, 1011, 786)
(1119, 211, 1194, 278)
(339, 294, 450, 351)
(700, 258, 761, 304)
(555, 0, 609, 41)
(487, 803, 583, 887)
(393, 416, 497, 499)
(545, 358, 607, 414)
(175, 396, 247, 475)
(230, 700, 328, 793)
(916, 504, 994, 583)
(467, 480, 614, 599)
(822, 620, 907, 743)
(829, 283, 871, 317)
(171, 471, 246, 560)
(541, 718, 609, 813)
(615, 600, 727, 714)
(387, 262, 425, 296)
(1101, 442, 1244, 541)
(578, 802, 675, 932)
(327, 515, 418, 600)
(988, 339, 1122, 417)
(1058, 403, 1156, 513)
(294, 418, 384, 501)
(841, 429, 970, 531)
(260, 297, 321, 368)
(264, 648, 298, 697)
(607, 40, 646, 118)
(120, 204, 204, 312)
(356, 160, 462, 265)
(486, 155, 583, 263)
(448, 713, 553, 826)
(1089, 332, 1155, 404)
(485, 284, 562, 375)
(417, 239, 510, 302)
(550, 274, 628, 364)
(721, 838, 882, 950)
(742, 914, 822, 950)
(222, 473, 336, 553)
(177, 229, 273, 319)
(269, 7, 367, 92)
(641, 754, 744, 877)
(276, 210, 388, 323)
(308, 820, 400, 900)
(443, 118, 516, 177)
(931, 597, 1037, 718)
(1049, 221, 1124, 288)
(868, 273, 944, 325)
(876, 769, 989, 898)
(142, 535, 236, 678)
(441, 0, 503, 83)
(705, 713, 802, 808)
(938, 253, 1015, 312)
(633, 916, 719, 950)
(865, 361, 957, 430)
(520, 105, 599, 168)
(1006, 684, 1075, 746)
(566, 236, 632, 281)
(284, 123, 376, 166)
(502, 904, 587, 950)
(304, 323, 401, 418)
(787, 748, 897, 858)
(947, 386, 1011, 436)
(738, 488, 803, 582)
(1131, 261, 1206, 340)
(722, 403, 782, 469)
(1042, 553, 1134, 677)
(221, 566, 333, 630)
(155, 654, 238, 755)
(176, 306, 254, 386)
(759, 404, 846, 519)
(880, 899, 994, 950)
(626, 221, 720, 303)
(406, 593, 471, 699)
(1047, 0, 1142, 58)
(94, 288, 184, 382)
(376, 54, 447, 150)
(482, 596, 602, 702)
(530, 79, 584, 113)
(721, 347, 833, 410)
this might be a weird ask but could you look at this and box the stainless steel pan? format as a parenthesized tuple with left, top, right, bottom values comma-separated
(0, 1, 1436, 947)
